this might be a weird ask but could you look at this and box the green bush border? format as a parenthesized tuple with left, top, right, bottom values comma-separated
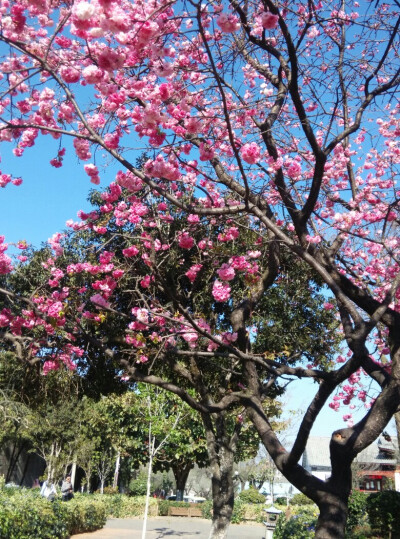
(0, 490, 107, 539)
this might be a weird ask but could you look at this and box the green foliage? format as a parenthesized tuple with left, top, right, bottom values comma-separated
(128, 476, 148, 496)
(157, 500, 194, 516)
(230, 501, 246, 524)
(273, 508, 317, 539)
(238, 487, 265, 504)
(101, 486, 119, 495)
(366, 490, 400, 537)
(242, 503, 266, 523)
(345, 490, 369, 534)
(290, 493, 315, 506)
(0, 489, 106, 539)
(92, 494, 158, 518)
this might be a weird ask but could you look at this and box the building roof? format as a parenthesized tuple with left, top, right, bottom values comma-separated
(302, 435, 399, 471)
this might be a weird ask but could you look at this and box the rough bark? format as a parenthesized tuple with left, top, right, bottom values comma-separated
(202, 412, 237, 539)
(314, 494, 348, 539)
(208, 452, 235, 539)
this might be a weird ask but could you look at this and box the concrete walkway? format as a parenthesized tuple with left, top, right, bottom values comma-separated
(71, 517, 265, 539)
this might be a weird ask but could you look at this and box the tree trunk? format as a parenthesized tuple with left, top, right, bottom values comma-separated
(19, 451, 31, 486)
(246, 395, 352, 539)
(70, 461, 77, 489)
(314, 494, 348, 538)
(173, 462, 192, 501)
(142, 440, 155, 539)
(208, 457, 235, 539)
(201, 412, 238, 539)
(6, 441, 25, 483)
(113, 451, 120, 489)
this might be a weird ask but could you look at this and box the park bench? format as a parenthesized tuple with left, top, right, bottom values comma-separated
(168, 505, 203, 517)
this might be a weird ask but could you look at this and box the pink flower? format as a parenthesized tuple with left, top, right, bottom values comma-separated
(90, 294, 110, 309)
(0, 308, 12, 327)
(182, 331, 198, 347)
(84, 163, 100, 184)
(216, 13, 240, 33)
(261, 11, 279, 30)
(187, 214, 200, 224)
(217, 263, 235, 281)
(122, 245, 139, 257)
(140, 275, 151, 288)
(306, 234, 322, 244)
(42, 360, 60, 375)
(82, 65, 104, 85)
(97, 49, 125, 72)
(323, 302, 334, 310)
(73, 1, 95, 21)
(178, 232, 195, 250)
(47, 301, 63, 318)
(240, 142, 261, 164)
(60, 66, 80, 84)
(199, 142, 215, 161)
(212, 280, 231, 302)
(218, 227, 239, 242)
(247, 250, 261, 258)
(135, 308, 149, 325)
(186, 264, 203, 282)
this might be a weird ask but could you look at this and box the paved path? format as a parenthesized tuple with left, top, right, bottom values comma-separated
(72, 517, 265, 539)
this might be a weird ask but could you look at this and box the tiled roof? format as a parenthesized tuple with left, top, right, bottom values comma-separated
(302, 436, 399, 470)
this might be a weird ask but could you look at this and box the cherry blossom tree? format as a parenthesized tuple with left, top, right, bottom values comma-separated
(0, 1, 400, 537)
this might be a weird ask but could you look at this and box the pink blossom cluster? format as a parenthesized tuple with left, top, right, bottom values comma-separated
(178, 232, 195, 250)
(186, 264, 203, 282)
(217, 263, 235, 281)
(240, 142, 261, 164)
(216, 13, 240, 33)
(0, 237, 13, 274)
(212, 280, 231, 302)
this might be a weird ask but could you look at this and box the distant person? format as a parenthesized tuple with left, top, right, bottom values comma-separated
(40, 480, 57, 501)
(61, 475, 74, 501)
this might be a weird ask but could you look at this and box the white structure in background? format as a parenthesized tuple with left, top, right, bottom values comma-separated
(302, 435, 400, 493)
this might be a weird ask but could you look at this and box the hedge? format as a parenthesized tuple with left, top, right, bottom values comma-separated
(0, 489, 107, 539)
(92, 494, 158, 518)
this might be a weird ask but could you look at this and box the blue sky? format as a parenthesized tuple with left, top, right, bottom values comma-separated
(0, 135, 111, 249)
(284, 378, 396, 438)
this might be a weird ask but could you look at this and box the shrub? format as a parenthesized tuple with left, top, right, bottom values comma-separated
(92, 493, 157, 518)
(102, 486, 119, 495)
(273, 507, 317, 539)
(62, 496, 108, 534)
(0, 490, 106, 539)
(366, 490, 400, 537)
(199, 500, 212, 520)
(345, 490, 369, 535)
(238, 487, 265, 504)
(242, 502, 265, 522)
(128, 477, 147, 496)
(290, 493, 315, 506)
